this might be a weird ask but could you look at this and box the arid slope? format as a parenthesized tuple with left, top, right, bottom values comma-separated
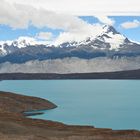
(0, 91, 140, 140)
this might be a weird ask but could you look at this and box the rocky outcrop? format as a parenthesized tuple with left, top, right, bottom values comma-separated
(0, 91, 57, 114)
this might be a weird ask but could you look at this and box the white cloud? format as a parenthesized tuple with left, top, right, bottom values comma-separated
(1, 0, 140, 45)
(36, 32, 53, 40)
(7, 0, 140, 16)
(0, 0, 92, 30)
(54, 24, 104, 45)
(121, 20, 140, 29)
(95, 16, 115, 25)
(0, 0, 107, 45)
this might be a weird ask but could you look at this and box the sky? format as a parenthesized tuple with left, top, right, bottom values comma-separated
(0, 0, 140, 44)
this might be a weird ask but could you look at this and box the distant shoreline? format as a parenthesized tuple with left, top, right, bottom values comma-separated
(0, 69, 140, 80)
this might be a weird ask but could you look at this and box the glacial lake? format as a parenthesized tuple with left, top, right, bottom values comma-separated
(0, 80, 140, 130)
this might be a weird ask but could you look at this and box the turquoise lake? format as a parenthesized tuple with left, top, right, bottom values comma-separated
(0, 80, 140, 130)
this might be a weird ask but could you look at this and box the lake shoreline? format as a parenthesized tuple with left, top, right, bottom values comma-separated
(1, 69, 140, 80)
(0, 91, 140, 140)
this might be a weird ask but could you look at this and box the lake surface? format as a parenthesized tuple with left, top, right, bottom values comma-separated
(0, 80, 140, 130)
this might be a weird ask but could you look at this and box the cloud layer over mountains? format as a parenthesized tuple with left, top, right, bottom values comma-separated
(1, 0, 115, 44)
(1, 0, 140, 45)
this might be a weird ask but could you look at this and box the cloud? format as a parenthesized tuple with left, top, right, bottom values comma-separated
(2, 0, 139, 45)
(95, 16, 115, 25)
(54, 24, 104, 45)
(121, 20, 140, 29)
(0, 0, 92, 30)
(36, 32, 53, 40)
(0, 0, 107, 44)
(7, 0, 140, 16)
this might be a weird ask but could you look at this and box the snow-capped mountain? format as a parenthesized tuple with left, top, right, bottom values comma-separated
(0, 37, 48, 56)
(0, 25, 140, 64)
(58, 25, 135, 51)
(1, 25, 140, 73)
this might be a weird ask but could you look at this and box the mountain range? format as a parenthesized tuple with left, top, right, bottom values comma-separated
(0, 25, 140, 73)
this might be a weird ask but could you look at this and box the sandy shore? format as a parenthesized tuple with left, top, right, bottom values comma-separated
(0, 91, 140, 140)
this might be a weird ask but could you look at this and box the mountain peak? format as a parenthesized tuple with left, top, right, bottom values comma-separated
(13, 37, 37, 48)
(0, 37, 49, 56)
(103, 25, 119, 35)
